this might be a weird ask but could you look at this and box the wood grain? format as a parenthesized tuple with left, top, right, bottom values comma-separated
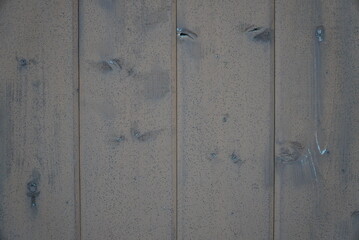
(275, 0, 359, 239)
(177, 0, 274, 239)
(79, 0, 175, 239)
(0, 0, 79, 239)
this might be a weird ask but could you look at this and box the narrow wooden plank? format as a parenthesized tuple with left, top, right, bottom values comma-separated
(275, 0, 359, 239)
(0, 0, 79, 239)
(79, 1, 175, 239)
(177, 0, 274, 239)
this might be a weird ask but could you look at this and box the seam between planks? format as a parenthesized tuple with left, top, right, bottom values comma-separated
(76, 0, 82, 239)
(171, 0, 178, 239)
(71, 0, 81, 238)
(272, 0, 276, 240)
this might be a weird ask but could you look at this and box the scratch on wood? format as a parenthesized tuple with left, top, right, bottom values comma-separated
(98, 59, 122, 73)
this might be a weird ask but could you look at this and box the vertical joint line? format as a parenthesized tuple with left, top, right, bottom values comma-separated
(77, 0, 82, 239)
(272, 0, 276, 239)
(175, 0, 178, 238)
(171, 0, 178, 239)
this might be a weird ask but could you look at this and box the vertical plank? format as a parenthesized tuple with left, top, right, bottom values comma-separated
(177, 0, 274, 239)
(275, 0, 359, 239)
(79, 0, 175, 239)
(0, 0, 79, 239)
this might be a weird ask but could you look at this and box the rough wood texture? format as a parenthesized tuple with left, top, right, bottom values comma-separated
(275, 0, 359, 239)
(0, 0, 79, 239)
(79, 0, 175, 239)
(177, 0, 274, 239)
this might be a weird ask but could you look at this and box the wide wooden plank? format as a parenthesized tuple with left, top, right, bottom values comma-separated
(275, 0, 359, 239)
(0, 0, 79, 239)
(177, 0, 274, 239)
(79, 0, 175, 239)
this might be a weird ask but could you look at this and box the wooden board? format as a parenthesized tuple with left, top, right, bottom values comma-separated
(177, 0, 274, 239)
(0, 0, 79, 239)
(275, 0, 359, 239)
(79, 0, 176, 239)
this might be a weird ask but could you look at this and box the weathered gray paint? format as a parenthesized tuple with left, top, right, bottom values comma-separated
(0, 0, 79, 239)
(275, 0, 359, 239)
(79, 0, 175, 239)
(177, 0, 274, 239)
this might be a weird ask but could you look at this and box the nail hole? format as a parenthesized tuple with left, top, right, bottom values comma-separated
(177, 27, 198, 40)
(245, 26, 271, 43)
(248, 27, 261, 32)
(19, 58, 27, 67)
(27, 182, 37, 192)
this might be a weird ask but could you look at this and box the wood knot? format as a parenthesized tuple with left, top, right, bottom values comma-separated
(276, 141, 305, 164)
